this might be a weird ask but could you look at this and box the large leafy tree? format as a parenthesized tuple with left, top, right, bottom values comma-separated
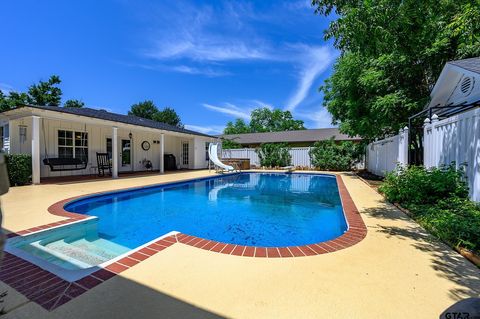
(312, 0, 480, 141)
(129, 101, 183, 127)
(128, 100, 159, 120)
(27, 75, 62, 106)
(64, 99, 85, 108)
(250, 108, 305, 132)
(155, 107, 183, 128)
(0, 75, 66, 111)
(221, 107, 305, 148)
(0, 91, 28, 112)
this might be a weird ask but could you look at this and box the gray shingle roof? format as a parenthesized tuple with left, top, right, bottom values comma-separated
(448, 57, 480, 74)
(10, 104, 214, 138)
(220, 128, 361, 144)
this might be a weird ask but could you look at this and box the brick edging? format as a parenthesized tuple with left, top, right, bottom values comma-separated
(2, 173, 366, 310)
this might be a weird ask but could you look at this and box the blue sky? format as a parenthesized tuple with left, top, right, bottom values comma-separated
(0, 0, 338, 134)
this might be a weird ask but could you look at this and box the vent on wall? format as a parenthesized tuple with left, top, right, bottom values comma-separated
(460, 76, 474, 95)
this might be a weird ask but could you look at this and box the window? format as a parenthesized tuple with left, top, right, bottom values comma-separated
(205, 142, 210, 161)
(58, 130, 88, 162)
(106, 138, 112, 159)
(0, 127, 3, 150)
(19, 126, 27, 144)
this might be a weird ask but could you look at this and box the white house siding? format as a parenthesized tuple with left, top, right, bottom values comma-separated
(5, 116, 211, 178)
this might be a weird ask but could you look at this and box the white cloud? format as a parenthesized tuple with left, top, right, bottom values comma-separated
(296, 107, 335, 128)
(184, 124, 224, 135)
(147, 40, 273, 62)
(285, 46, 336, 112)
(0, 83, 14, 94)
(202, 103, 251, 120)
(142, 2, 275, 63)
(201, 100, 275, 120)
(169, 65, 231, 77)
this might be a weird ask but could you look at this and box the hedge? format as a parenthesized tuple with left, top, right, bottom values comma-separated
(5, 154, 32, 186)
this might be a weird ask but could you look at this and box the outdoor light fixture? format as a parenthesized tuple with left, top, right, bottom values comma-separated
(129, 132, 133, 139)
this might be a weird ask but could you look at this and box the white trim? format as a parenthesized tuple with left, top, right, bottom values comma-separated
(31, 116, 41, 184)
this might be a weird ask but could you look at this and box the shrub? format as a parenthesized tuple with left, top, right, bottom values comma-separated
(5, 154, 32, 186)
(256, 143, 291, 167)
(379, 164, 479, 254)
(309, 138, 363, 171)
(415, 198, 480, 252)
(379, 164, 469, 205)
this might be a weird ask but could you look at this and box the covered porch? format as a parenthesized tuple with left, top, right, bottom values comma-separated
(0, 106, 215, 184)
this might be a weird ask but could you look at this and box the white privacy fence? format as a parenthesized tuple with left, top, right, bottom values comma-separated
(222, 147, 313, 168)
(366, 129, 409, 177)
(423, 108, 480, 202)
(367, 107, 480, 202)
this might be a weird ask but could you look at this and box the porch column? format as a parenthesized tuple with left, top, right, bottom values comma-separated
(112, 127, 118, 178)
(31, 116, 41, 184)
(160, 133, 164, 174)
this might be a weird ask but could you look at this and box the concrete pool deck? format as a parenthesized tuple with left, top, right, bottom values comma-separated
(0, 170, 478, 318)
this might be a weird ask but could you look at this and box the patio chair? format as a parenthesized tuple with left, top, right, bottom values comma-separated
(96, 152, 112, 177)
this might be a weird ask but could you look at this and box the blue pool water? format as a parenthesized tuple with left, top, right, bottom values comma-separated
(65, 173, 347, 248)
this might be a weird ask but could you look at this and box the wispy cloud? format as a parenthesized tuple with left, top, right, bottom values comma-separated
(184, 124, 224, 135)
(0, 83, 14, 94)
(142, 1, 275, 63)
(285, 46, 336, 112)
(202, 103, 251, 120)
(296, 107, 335, 128)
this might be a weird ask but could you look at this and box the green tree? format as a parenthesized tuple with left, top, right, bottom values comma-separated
(128, 100, 159, 120)
(312, 0, 480, 141)
(155, 107, 183, 127)
(250, 108, 305, 132)
(221, 107, 305, 149)
(64, 99, 85, 108)
(0, 91, 28, 112)
(27, 75, 62, 106)
(222, 119, 251, 148)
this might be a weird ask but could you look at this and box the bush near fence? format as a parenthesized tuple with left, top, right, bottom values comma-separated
(255, 143, 291, 167)
(379, 164, 480, 254)
(309, 138, 364, 171)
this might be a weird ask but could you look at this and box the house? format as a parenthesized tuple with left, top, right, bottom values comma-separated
(220, 128, 361, 148)
(425, 57, 480, 116)
(0, 104, 215, 183)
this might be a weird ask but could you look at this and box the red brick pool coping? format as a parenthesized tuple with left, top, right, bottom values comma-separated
(1, 174, 366, 311)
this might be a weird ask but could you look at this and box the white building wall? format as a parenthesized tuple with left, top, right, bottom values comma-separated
(192, 137, 213, 169)
(6, 117, 191, 178)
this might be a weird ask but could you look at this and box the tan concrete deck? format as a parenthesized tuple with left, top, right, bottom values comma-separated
(0, 170, 478, 318)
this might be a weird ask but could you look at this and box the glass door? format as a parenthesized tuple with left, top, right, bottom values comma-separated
(181, 141, 189, 168)
(120, 139, 132, 171)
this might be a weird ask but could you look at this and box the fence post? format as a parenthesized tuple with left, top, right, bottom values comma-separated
(423, 117, 431, 168)
(397, 127, 408, 167)
(430, 114, 439, 168)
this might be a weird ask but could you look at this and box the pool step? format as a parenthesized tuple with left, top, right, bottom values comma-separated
(43, 238, 130, 267)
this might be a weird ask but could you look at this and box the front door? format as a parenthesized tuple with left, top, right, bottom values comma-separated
(181, 141, 189, 169)
(120, 139, 132, 171)
(106, 138, 133, 172)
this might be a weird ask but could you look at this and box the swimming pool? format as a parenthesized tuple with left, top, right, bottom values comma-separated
(7, 172, 351, 276)
(66, 172, 347, 248)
